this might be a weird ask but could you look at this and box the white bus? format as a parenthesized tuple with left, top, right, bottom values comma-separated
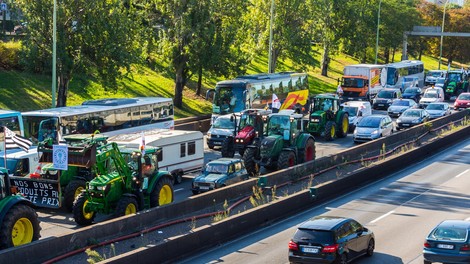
(22, 97, 174, 145)
(382, 60, 425, 90)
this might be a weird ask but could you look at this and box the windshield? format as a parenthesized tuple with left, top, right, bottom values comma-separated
(213, 86, 244, 115)
(357, 117, 381, 128)
(377, 90, 394, 99)
(404, 88, 419, 94)
(23, 116, 59, 145)
(205, 163, 228, 174)
(430, 227, 467, 241)
(436, 78, 445, 85)
(343, 106, 358, 116)
(212, 117, 235, 129)
(448, 73, 462, 82)
(402, 110, 421, 117)
(458, 94, 470, 100)
(426, 104, 445, 110)
(428, 71, 443, 77)
(423, 92, 438, 98)
(391, 100, 410, 106)
(342, 78, 365, 88)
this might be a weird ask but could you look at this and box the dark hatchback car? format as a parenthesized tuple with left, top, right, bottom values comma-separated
(372, 89, 401, 110)
(423, 220, 470, 264)
(401, 87, 422, 102)
(396, 108, 430, 130)
(288, 216, 374, 264)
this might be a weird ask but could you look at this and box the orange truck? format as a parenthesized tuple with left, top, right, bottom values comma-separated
(340, 64, 384, 102)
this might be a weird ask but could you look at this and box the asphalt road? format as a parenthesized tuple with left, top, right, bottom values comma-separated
(180, 138, 470, 264)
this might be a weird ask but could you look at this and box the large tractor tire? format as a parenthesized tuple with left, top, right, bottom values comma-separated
(73, 193, 96, 226)
(242, 147, 259, 176)
(299, 138, 315, 164)
(114, 196, 138, 218)
(63, 179, 86, 212)
(221, 138, 235, 158)
(324, 121, 336, 141)
(337, 112, 349, 138)
(150, 176, 174, 207)
(0, 204, 41, 249)
(277, 150, 296, 170)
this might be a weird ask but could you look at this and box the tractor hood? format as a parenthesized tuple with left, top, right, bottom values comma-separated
(88, 171, 121, 188)
(235, 125, 255, 140)
(260, 135, 282, 156)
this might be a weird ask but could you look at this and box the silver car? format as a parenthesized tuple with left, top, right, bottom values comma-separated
(353, 115, 394, 143)
(425, 103, 451, 119)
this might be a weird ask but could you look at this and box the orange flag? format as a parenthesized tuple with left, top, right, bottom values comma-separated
(280, 90, 309, 110)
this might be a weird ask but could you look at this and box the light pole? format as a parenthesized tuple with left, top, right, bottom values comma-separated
(374, 0, 382, 64)
(268, 0, 274, 73)
(438, 0, 450, 70)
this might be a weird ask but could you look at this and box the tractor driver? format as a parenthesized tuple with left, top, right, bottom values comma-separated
(322, 99, 332, 111)
(142, 155, 155, 176)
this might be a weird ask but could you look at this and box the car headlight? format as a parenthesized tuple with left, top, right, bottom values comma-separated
(386, 99, 392, 103)
(207, 132, 211, 138)
(353, 128, 357, 135)
(371, 130, 378, 135)
(396, 119, 401, 123)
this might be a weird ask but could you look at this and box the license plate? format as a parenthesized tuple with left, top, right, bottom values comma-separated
(394, 112, 399, 114)
(213, 141, 221, 145)
(301, 247, 319, 254)
(378, 104, 384, 106)
(437, 244, 454, 249)
(199, 186, 210, 190)
(402, 124, 410, 126)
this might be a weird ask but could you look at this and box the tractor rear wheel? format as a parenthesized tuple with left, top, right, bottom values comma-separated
(242, 147, 259, 176)
(150, 176, 174, 207)
(73, 193, 96, 226)
(300, 138, 315, 163)
(64, 179, 86, 212)
(221, 138, 235, 158)
(114, 196, 138, 218)
(324, 121, 336, 141)
(0, 204, 41, 249)
(278, 150, 296, 170)
(337, 112, 349, 138)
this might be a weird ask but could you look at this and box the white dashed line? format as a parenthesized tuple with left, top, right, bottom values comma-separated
(455, 169, 469, 178)
(370, 210, 395, 224)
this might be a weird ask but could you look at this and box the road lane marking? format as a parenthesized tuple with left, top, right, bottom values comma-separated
(174, 188, 184, 192)
(455, 169, 469, 178)
(370, 210, 395, 224)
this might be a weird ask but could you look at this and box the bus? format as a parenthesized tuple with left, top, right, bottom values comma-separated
(22, 97, 174, 145)
(382, 60, 425, 90)
(206, 72, 309, 123)
(0, 110, 24, 150)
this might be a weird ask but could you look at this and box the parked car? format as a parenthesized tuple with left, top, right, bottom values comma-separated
(387, 99, 418, 117)
(372, 89, 402, 110)
(191, 158, 249, 195)
(353, 114, 394, 143)
(454, 92, 470, 110)
(426, 103, 451, 119)
(206, 114, 237, 149)
(288, 216, 375, 264)
(341, 101, 372, 132)
(423, 220, 470, 264)
(401, 87, 422, 102)
(419, 87, 445, 108)
(396, 108, 430, 130)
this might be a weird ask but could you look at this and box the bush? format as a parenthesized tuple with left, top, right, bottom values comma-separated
(0, 41, 22, 70)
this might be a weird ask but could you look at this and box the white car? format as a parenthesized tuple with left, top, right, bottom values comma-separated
(419, 87, 444, 108)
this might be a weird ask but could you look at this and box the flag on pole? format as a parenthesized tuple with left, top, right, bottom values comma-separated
(139, 131, 146, 156)
(272, 93, 281, 110)
(4, 126, 32, 152)
(280, 90, 309, 110)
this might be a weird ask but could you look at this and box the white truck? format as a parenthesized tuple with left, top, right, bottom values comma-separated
(107, 129, 204, 184)
(340, 64, 384, 102)
(0, 148, 40, 177)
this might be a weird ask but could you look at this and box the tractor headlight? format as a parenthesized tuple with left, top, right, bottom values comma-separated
(311, 118, 320, 123)
(96, 185, 106, 191)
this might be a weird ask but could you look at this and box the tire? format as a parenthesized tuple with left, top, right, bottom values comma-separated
(0, 204, 41, 249)
(277, 150, 296, 170)
(150, 176, 174, 207)
(324, 121, 336, 141)
(299, 138, 315, 163)
(334, 253, 347, 264)
(63, 179, 86, 212)
(423, 261, 432, 264)
(113, 196, 138, 218)
(73, 193, 96, 226)
(221, 138, 235, 158)
(238, 147, 245, 157)
(242, 147, 259, 176)
(337, 112, 349, 138)
(173, 171, 183, 185)
(366, 238, 375, 256)
(208, 145, 214, 150)
(192, 190, 199, 195)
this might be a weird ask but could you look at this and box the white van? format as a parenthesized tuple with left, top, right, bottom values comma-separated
(341, 101, 372, 132)
(419, 87, 445, 108)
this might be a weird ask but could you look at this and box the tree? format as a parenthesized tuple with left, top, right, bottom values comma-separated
(17, 0, 142, 107)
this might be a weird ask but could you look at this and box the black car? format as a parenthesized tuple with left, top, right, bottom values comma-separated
(396, 108, 430, 130)
(401, 87, 422, 102)
(372, 89, 401, 110)
(288, 216, 374, 264)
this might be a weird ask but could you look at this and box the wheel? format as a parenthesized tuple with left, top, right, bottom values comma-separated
(63, 179, 86, 212)
(337, 112, 349, 138)
(423, 261, 432, 264)
(192, 190, 199, 195)
(208, 145, 214, 150)
(173, 172, 183, 185)
(366, 238, 375, 256)
(73, 192, 96, 226)
(0, 204, 41, 249)
(221, 138, 235, 158)
(324, 121, 336, 141)
(242, 147, 259, 176)
(299, 138, 315, 163)
(150, 176, 174, 207)
(114, 196, 138, 218)
(277, 150, 296, 170)
(334, 253, 347, 264)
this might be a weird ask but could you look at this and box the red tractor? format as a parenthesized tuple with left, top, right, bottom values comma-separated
(221, 109, 270, 158)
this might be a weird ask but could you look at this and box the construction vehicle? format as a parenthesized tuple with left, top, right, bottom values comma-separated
(0, 168, 41, 249)
(242, 110, 315, 176)
(444, 70, 469, 100)
(306, 93, 349, 141)
(221, 109, 270, 158)
(71, 142, 174, 226)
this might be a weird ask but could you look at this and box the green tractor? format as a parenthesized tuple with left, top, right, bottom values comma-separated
(72, 142, 174, 226)
(242, 110, 315, 176)
(0, 168, 41, 249)
(306, 93, 349, 141)
(444, 70, 469, 100)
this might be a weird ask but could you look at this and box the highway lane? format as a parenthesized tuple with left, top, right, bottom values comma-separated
(180, 138, 470, 264)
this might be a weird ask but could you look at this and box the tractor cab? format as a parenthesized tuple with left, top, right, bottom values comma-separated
(307, 93, 349, 141)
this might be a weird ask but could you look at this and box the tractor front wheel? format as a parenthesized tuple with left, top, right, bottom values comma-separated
(114, 196, 138, 218)
(221, 138, 235, 158)
(337, 112, 349, 138)
(64, 179, 86, 212)
(324, 121, 336, 141)
(278, 150, 296, 170)
(73, 193, 96, 226)
(242, 147, 259, 176)
(150, 176, 174, 207)
(0, 204, 41, 249)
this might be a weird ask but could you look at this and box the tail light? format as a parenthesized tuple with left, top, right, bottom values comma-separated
(424, 242, 431, 248)
(288, 240, 299, 251)
(322, 244, 339, 253)
(460, 244, 470, 251)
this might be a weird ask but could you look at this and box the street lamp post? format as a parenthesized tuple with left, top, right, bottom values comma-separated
(438, 0, 450, 70)
(52, 0, 57, 108)
(375, 0, 382, 65)
(268, 0, 274, 73)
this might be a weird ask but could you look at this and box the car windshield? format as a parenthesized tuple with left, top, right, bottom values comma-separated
(377, 90, 394, 99)
(436, 78, 445, 85)
(205, 163, 228, 174)
(294, 229, 335, 244)
(358, 117, 381, 128)
(404, 88, 419, 94)
(429, 71, 443, 77)
(343, 106, 358, 116)
(423, 92, 438, 98)
(212, 117, 235, 129)
(458, 94, 470, 100)
(426, 104, 445, 110)
(430, 227, 467, 241)
(402, 110, 421, 117)
(392, 100, 409, 106)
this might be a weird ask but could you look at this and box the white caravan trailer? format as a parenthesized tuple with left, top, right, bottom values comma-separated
(108, 129, 204, 184)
